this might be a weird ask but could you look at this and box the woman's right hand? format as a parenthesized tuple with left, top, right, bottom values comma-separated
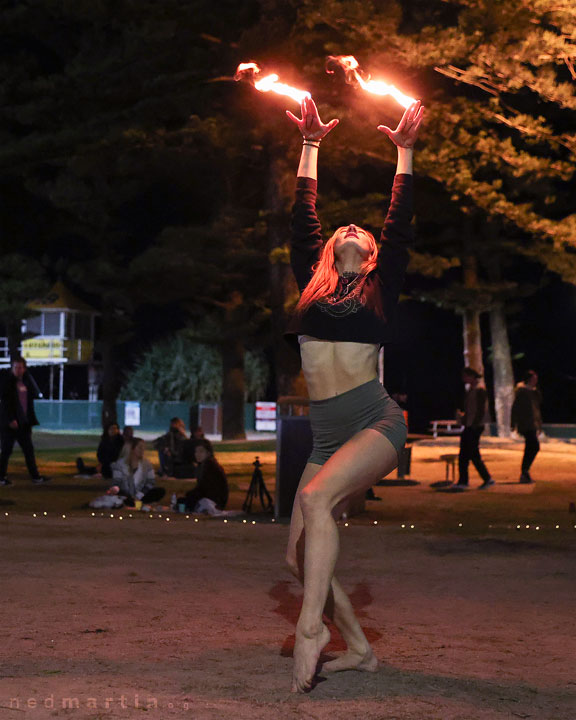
(286, 96, 339, 140)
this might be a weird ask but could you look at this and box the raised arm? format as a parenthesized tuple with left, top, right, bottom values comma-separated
(286, 96, 339, 180)
(286, 97, 339, 290)
(376, 101, 424, 287)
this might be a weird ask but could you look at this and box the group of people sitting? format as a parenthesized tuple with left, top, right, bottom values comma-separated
(83, 418, 228, 513)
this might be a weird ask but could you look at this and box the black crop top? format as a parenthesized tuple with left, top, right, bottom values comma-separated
(285, 173, 413, 348)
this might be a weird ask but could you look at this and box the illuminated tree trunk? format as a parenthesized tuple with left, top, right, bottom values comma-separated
(489, 303, 514, 437)
(462, 248, 484, 375)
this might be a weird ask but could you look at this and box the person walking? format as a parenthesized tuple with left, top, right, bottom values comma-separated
(453, 367, 494, 490)
(511, 370, 542, 483)
(0, 357, 49, 486)
(283, 96, 423, 692)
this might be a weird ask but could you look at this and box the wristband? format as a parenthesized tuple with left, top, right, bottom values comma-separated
(303, 139, 321, 148)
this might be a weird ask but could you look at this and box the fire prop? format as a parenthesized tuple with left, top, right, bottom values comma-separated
(326, 55, 416, 108)
(234, 62, 311, 104)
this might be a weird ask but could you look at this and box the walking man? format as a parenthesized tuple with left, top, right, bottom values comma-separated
(453, 367, 494, 490)
(511, 370, 542, 484)
(0, 357, 49, 486)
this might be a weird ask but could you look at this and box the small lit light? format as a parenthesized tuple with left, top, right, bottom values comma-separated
(149, 514, 153, 518)
(525, 525, 530, 529)
(401, 524, 406, 528)
(555, 525, 560, 529)
(129, 514, 132, 518)
(110, 514, 114, 518)
(91, 513, 95, 517)
(32, 513, 37, 518)
(186, 515, 190, 519)
(119, 516, 123, 521)
(166, 518, 170, 522)
(158, 515, 162, 519)
(5, 512, 9, 516)
(62, 514, 66, 519)
(535, 526, 540, 530)
(252, 521, 256, 525)
(271, 518, 276, 523)
(516, 525, 521, 530)
(373, 521, 378, 525)
(458, 523, 463, 527)
(43, 511, 47, 516)
(243, 519, 247, 524)
(223, 519, 228, 524)
(344, 522, 349, 527)
(410, 524, 415, 529)
(194, 518, 199, 523)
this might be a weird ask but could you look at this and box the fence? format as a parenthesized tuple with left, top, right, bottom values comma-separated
(35, 401, 256, 434)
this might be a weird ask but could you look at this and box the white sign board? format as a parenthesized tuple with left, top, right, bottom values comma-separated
(255, 401, 277, 432)
(124, 401, 141, 427)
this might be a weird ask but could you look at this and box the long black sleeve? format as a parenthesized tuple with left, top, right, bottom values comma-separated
(377, 174, 413, 294)
(290, 177, 323, 292)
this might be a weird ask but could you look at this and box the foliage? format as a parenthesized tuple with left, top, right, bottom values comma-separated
(119, 334, 269, 402)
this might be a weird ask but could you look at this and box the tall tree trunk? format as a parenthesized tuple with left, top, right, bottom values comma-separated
(7, 319, 22, 360)
(221, 293, 246, 440)
(266, 151, 307, 399)
(462, 237, 484, 375)
(100, 336, 118, 429)
(221, 338, 246, 440)
(489, 303, 514, 437)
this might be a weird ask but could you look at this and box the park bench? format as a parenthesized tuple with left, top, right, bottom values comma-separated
(429, 419, 463, 438)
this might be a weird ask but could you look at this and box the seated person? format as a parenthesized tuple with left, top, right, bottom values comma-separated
(111, 437, 165, 507)
(119, 425, 134, 462)
(154, 417, 188, 476)
(180, 439, 228, 511)
(76, 422, 124, 479)
(173, 426, 214, 479)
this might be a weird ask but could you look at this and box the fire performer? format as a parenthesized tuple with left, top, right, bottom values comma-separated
(283, 95, 424, 692)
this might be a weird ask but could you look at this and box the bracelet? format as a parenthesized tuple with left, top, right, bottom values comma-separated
(302, 138, 321, 147)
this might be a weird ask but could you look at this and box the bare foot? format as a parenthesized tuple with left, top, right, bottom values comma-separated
(322, 646, 378, 673)
(291, 623, 331, 693)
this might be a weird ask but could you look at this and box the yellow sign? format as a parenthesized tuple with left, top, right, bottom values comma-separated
(22, 338, 93, 363)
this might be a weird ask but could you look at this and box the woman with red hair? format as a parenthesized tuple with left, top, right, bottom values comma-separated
(284, 96, 424, 692)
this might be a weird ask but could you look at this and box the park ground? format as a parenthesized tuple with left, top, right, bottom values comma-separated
(1, 433, 575, 719)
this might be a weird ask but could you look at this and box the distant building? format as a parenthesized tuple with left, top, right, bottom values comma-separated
(0, 282, 100, 400)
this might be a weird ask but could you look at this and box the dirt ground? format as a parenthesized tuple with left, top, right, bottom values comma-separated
(1, 436, 575, 719)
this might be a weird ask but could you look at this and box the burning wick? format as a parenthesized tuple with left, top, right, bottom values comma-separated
(234, 62, 311, 104)
(326, 55, 416, 108)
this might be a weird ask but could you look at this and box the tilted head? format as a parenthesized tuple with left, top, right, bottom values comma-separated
(130, 437, 145, 462)
(194, 438, 213, 464)
(296, 223, 378, 313)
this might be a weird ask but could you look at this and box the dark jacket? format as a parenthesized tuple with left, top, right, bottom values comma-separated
(97, 434, 124, 469)
(196, 456, 229, 510)
(511, 383, 542, 434)
(0, 371, 40, 429)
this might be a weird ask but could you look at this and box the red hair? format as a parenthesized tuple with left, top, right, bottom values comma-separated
(295, 226, 378, 313)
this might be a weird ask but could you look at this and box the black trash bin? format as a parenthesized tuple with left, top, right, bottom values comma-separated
(275, 413, 313, 519)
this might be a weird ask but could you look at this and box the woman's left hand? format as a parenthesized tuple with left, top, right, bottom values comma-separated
(377, 101, 424, 148)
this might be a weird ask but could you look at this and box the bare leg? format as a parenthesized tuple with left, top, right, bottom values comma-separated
(286, 464, 378, 673)
(291, 429, 398, 692)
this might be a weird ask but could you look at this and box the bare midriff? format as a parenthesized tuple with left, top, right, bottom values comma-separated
(299, 335, 380, 401)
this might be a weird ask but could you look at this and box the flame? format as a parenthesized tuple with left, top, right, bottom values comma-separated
(234, 62, 310, 104)
(326, 55, 416, 109)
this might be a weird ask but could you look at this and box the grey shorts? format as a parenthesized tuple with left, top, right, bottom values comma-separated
(308, 378, 407, 466)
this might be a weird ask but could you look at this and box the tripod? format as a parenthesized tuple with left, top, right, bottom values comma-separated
(242, 456, 273, 514)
